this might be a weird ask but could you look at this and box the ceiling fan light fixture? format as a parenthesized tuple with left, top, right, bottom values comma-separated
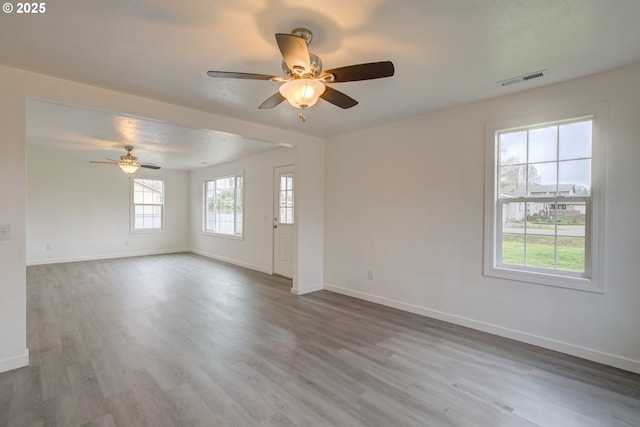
(119, 162, 140, 174)
(279, 79, 325, 110)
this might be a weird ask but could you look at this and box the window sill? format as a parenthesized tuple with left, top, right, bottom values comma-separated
(484, 265, 603, 293)
(202, 231, 244, 241)
(131, 228, 164, 234)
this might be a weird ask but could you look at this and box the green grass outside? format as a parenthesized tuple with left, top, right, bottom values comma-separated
(502, 236, 585, 272)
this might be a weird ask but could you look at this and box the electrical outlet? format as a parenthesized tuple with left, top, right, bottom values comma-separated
(0, 224, 10, 241)
(368, 270, 375, 280)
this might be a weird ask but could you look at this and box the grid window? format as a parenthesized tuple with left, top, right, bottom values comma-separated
(279, 172, 294, 225)
(133, 179, 164, 230)
(204, 175, 243, 236)
(484, 107, 605, 292)
(497, 119, 591, 274)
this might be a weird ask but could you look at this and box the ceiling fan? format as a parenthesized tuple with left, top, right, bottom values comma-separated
(90, 145, 160, 174)
(207, 28, 395, 122)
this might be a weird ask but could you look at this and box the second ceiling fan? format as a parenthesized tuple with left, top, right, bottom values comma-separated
(207, 28, 395, 122)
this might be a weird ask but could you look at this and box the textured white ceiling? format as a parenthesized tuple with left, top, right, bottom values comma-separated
(2, 0, 640, 168)
(26, 99, 288, 170)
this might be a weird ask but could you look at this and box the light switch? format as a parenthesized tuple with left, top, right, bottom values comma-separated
(0, 224, 11, 241)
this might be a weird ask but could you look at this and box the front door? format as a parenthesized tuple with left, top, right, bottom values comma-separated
(273, 165, 295, 278)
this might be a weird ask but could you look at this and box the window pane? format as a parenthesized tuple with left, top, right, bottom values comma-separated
(501, 201, 525, 267)
(525, 201, 546, 222)
(278, 172, 294, 225)
(528, 126, 557, 163)
(499, 165, 526, 195)
(134, 191, 143, 204)
(499, 131, 527, 165)
(525, 235, 556, 269)
(559, 159, 591, 195)
(557, 237, 585, 272)
(527, 163, 557, 196)
(560, 202, 586, 232)
(559, 121, 591, 160)
(529, 201, 558, 228)
(152, 190, 163, 204)
(502, 235, 524, 266)
(502, 201, 526, 225)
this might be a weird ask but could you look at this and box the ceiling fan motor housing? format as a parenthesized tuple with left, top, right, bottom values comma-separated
(291, 28, 313, 44)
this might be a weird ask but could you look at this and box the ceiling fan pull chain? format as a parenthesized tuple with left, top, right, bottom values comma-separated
(299, 111, 306, 122)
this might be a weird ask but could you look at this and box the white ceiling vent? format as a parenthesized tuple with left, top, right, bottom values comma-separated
(498, 70, 547, 86)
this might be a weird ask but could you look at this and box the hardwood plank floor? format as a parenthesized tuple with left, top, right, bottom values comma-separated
(2, 253, 639, 426)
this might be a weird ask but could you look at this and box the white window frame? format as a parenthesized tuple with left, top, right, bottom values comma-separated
(484, 103, 607, 292)
(203, 173, 244, 239)
(131, 178, 164, 232)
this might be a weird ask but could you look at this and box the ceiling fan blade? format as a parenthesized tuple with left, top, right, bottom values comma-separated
(322, 61, 395, 82)
(320, 86, 358, 109)
(275, 33, 310, 74)
(258, 92, 287, 109)
(90, 161, 118, 165)
(140, 164, 161, 170)
(207, 71, 278, 81)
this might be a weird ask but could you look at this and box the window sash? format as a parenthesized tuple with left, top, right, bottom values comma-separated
(204, 175, 243, 236)
(495, 197, 591, 278)
(132, 179, 164, 231)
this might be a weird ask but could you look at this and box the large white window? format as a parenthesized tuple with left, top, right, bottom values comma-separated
(204, 174, 244, 237)
(132, 179, 164, 231)
(484, 104, 606, 292)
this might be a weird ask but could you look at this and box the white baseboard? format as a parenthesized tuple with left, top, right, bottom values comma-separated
(26, 248, 190, 266)
(0, 349, 29, 373)
(291, 283, 324, 295)
(27, 248, 273, 278)
(190, 249, 272, 275)
(324, 283, 640, 374)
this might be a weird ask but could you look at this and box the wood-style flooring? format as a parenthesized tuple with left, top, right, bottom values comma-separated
(1, 253, 639, 426)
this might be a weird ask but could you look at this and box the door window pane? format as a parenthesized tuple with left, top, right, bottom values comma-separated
(279, 172, 294, 225)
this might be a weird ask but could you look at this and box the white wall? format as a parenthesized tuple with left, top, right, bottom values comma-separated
(324, 63, 640, 373)
(27, 156, 190, 264)
(0, 67, 28, 373)
(190, 148, 295, 273)
(293, 142, 325, 294)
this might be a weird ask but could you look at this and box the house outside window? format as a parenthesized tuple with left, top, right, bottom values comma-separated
(132, 179, 164, 231)
(204, 174, 244, 237)
(484, 104, 606, 292)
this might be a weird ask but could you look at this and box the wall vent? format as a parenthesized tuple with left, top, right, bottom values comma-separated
(498, 70, 547, 86)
